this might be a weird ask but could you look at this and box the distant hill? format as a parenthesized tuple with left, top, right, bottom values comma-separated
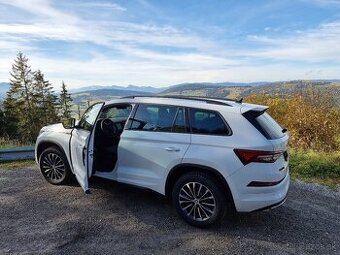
(1, 80, 339, 105)
(160, 81, 267, 94)
(71, 88, 153, 104)
(240, 80, 340, 97)
(71, 84, 163, 94)
(160, 80, 340, 104)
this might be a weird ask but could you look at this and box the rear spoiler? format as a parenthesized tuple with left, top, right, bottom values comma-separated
(240, 103, 268, 114)
(241, 104, 287, 139)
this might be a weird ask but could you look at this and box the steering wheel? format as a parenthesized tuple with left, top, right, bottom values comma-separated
(100, 118, 118, 137)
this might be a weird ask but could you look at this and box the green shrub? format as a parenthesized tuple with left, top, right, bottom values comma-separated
(289, 150, 340, 187)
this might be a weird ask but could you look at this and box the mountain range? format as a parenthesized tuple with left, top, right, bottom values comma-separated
(1, 80, 339, 106)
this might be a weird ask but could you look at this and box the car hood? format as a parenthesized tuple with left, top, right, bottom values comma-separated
(40, 123, 72, 134)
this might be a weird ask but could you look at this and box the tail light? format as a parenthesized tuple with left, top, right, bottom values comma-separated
(234, 149, 283, 165)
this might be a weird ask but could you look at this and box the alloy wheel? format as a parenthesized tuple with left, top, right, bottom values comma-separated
(41, 152, 66, 181)
(178, 182, 216, 221)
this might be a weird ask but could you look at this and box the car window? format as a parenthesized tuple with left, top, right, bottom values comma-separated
(189, 108, 230, 135)
(255, 112, 284, 139)
(99, 104, 132, 120)
(77, 103, 103, 131)
(172, 108, 186, 133)
(129, 104, 186, 132)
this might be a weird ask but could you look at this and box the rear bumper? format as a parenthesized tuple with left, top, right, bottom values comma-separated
(251, 195, 287, 212)
(228, 169, 290, 212)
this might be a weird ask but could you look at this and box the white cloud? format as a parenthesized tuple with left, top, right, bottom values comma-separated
(0, 0, 339, 88)
(247, 21, 340, 62)
(0, 0, 78, 23)
(76, 2, 126, 11)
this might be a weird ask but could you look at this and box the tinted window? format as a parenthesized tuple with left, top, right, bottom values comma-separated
(99, 104, 132, 120)
(255, 112, 284, 139)
(130, 104, 186, 132)
(189, 108, 230, 135)
(78, 103, 103, 131)
(172, 108, 186, 133)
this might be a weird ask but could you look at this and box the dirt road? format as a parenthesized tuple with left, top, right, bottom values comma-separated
(0, 167, 339, 254)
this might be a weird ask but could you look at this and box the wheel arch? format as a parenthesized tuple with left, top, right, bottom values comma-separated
(36, 141, 68, 165)
(165, 163, 235, 209)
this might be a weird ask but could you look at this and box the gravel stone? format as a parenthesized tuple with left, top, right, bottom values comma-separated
(0, 167, 339, 254)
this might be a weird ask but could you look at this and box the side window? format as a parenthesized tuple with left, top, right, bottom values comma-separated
(172, 108, 186, 133)
(189, 108, 230, 135)
(129, 104, 186, 132)
(78, 103, 103, 131)
(99, 104, 132, 120)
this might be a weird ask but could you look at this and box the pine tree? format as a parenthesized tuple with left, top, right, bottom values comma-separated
(77, 104, 82, 119)
(0, 100, 5, 137)
(32, 70, 59, 127)
(59, 81, 73, 121)
(4, 52, 34, 141)
(3, 92, 18, 138)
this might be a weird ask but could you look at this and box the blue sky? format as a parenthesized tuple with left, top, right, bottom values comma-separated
(0, 0, 340, 88)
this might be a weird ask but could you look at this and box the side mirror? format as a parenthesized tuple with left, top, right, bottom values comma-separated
(62, 118, 76, 129)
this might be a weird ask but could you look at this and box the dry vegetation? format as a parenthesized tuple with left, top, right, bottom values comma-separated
(0, 136, 33, 149)
(245, 89, 340, 152)
(245, 88, 340, 188)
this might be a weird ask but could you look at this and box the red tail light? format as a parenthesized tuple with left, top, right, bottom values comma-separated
(234, 149, 283, 165)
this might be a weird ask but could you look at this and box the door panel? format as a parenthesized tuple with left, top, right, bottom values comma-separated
(70, 102, 104, 192)
(117, 130, 190, 194)
(70, 129, 91, 192)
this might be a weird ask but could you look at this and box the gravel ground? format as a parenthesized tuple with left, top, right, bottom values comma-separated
(0, 167, 339, 255)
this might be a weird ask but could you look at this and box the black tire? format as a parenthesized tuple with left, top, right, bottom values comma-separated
(172, 172, 227, 228)
(39, 147, 72, 185)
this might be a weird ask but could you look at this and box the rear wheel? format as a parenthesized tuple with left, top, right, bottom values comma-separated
(39, 147, 72, 185)
(172, 172, 227, 228)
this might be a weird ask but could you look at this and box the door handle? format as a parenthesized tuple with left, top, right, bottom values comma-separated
(165, 147, 180, 152)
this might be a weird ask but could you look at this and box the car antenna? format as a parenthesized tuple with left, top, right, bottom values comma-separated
(236, 97, 243, 103)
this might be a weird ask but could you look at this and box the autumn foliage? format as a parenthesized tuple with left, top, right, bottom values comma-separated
(245, 89, 340, 152)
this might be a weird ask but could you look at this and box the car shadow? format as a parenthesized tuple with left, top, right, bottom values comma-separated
(87, 176, 309, 241)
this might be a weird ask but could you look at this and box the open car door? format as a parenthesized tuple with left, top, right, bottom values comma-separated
(70, 102, 104, 193)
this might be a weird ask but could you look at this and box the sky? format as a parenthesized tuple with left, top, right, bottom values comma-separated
(0, 0, 340, 89)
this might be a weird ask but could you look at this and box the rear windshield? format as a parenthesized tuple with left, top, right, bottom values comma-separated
(243, 111, 284, 139)
(256, 112, 284, 139)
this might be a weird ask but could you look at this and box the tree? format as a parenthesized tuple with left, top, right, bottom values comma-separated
(0, 100, 5, 137)
(32, 70, 59, 127)
(4, 52, 34, 142)
(59, 81, 73, 120)
(77, 104, 82, 119)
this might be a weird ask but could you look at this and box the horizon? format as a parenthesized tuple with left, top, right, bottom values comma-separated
(1, 0, 340, 89)
(1, 78, 340, 93)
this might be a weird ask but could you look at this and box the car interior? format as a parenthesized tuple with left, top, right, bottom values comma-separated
(92, 104, 132, 173)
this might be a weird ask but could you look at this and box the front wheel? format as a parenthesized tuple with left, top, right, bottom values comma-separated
(172, 172, 227, 228)
(39, 147, 72, 185)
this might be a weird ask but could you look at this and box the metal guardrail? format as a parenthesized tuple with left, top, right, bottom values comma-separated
(0, 147, 35, 161)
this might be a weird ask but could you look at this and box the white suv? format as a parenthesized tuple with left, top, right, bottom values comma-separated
(35, 96, 289, 227)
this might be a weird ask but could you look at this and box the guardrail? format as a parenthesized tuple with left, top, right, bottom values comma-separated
(0, 147, 35, 161)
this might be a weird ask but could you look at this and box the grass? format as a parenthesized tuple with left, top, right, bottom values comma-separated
(0, 159, 36, 170)
(0, 137, 33, 149)
(289, 150, 340, 189)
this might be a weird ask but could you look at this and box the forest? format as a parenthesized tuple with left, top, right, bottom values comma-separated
(0, 53, 73, 145)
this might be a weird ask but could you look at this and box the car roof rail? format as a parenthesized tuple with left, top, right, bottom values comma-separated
(121, 95, 239, 106)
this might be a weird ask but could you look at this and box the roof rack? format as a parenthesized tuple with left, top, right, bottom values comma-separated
(196, 96, 243, 103)
(121, 95, 243, 106)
